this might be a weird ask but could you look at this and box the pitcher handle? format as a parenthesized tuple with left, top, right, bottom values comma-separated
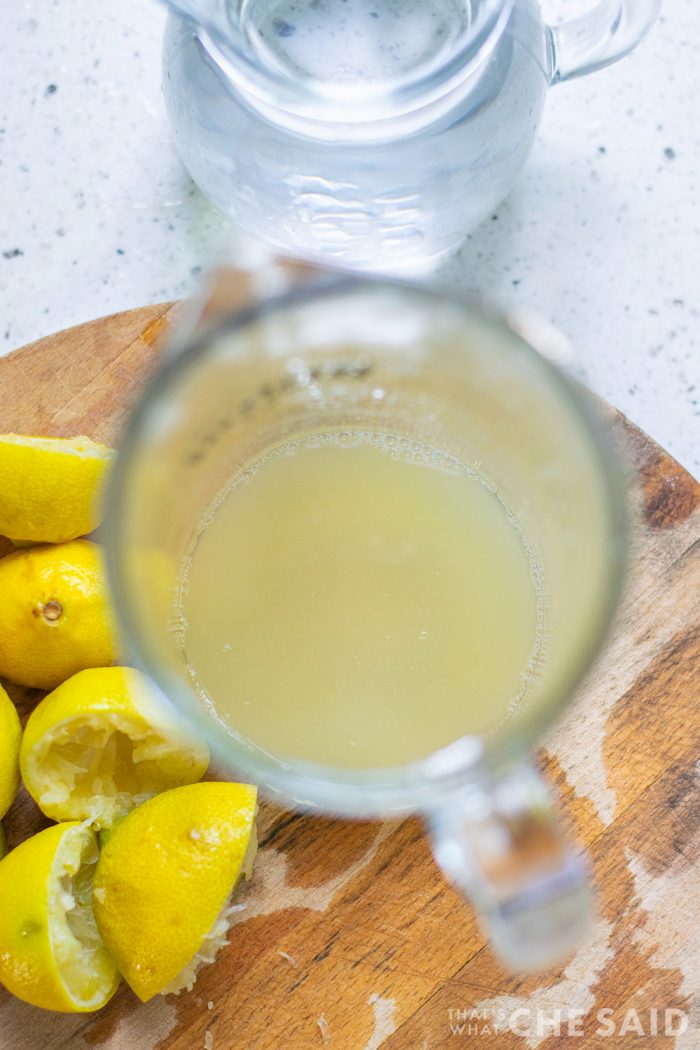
(429, 760, 592, 972)
(548, 0, 661, 83)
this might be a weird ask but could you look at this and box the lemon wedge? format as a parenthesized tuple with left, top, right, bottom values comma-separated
(93, 781, 257, 1000)
(0, 684, 21, 819)
(0, 821, 119, 1012)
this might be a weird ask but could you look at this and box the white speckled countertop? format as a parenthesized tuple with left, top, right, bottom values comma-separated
(0, 0, 697, 473)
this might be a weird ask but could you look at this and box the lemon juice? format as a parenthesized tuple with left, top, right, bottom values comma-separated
(180, 431, 543, 769)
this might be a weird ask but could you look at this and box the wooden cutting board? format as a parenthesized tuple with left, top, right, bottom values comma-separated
(0, 293, 698, 1050)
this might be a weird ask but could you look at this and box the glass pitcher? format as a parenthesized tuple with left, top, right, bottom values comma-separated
(162, 0, 659, 272)
(105, 273, 626, 970)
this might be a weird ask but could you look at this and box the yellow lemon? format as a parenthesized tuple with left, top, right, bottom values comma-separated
(0, 684, 21, 818)
(93, 781, 257, 1001)
(0, 539, 117, 689)
(0, 821, 119, 1012)
(0, 433, 114, 545)
(20, 666, 210, 828)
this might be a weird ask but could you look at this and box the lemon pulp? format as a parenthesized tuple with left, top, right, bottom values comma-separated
(51, 825, 118, 1009)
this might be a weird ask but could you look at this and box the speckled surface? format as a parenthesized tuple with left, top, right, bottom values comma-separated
(0, 0, 697, 473)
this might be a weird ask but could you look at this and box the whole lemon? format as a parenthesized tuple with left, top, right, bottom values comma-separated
(0, 540, 118, 689)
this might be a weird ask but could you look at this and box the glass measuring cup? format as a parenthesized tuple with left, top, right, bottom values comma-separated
(105, 276, 625, 971)
(161, 0, 660, 272)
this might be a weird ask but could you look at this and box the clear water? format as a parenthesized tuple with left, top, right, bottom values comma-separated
(244, 0, 470, 82)
(163, 0, 550, 271)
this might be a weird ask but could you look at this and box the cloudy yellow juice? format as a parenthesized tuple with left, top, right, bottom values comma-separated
(179, 432, 542, 769)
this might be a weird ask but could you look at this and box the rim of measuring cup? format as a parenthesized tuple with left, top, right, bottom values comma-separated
(104, 277, 627, 818)
(189, 0, 516, 135)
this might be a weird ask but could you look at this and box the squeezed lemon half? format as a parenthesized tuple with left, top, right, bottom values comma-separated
(0, 433, 114, 545)
(20, 666, 210, 827)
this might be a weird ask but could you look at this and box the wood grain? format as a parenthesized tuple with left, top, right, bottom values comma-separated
(0, 291, 698, 1050)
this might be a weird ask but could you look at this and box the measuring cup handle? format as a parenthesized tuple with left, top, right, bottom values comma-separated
(548, 0, 661, 83)
(429, 760, 592, 972)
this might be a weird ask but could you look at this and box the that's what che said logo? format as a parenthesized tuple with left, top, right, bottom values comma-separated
(447, 1006, 689, 1038)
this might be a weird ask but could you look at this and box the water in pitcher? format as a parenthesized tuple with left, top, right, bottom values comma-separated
(163, 0, 549, 269)
(178, 432, 544, 770)
(242, 0, 472, 83)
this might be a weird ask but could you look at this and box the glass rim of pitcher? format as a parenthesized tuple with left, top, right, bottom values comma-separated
(195, 0, 518, 129)
(104, 275, 627, 816)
